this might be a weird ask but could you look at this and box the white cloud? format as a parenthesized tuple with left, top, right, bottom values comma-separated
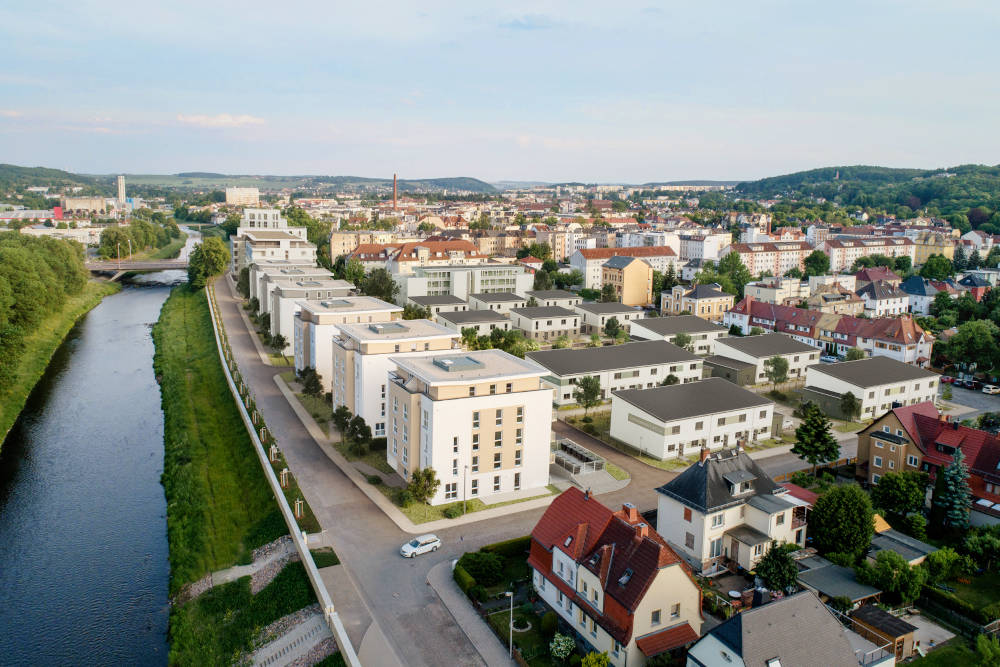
(0, 110, 22, 117)
(176, 113, 264, 128)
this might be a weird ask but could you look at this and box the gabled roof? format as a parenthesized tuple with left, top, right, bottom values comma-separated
(887, 401, 940, 453)
(527, 340, 697, 376)
(808, 356, 936, 388)
(655, 447, 782, 513)
(856, 280, 908, 301)
(854, 266, 901, 283)
(602, 255, 650, 270)
(959, 273, 991, 288)
(715, 332, 817, 358)
(898, 275, 938, 297)
(684, 283, 732, 300)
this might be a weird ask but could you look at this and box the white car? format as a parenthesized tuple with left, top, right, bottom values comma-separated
(983, 385, 1000, 395)
(819, 355, 840, 363)
(400, 534, 441, 558)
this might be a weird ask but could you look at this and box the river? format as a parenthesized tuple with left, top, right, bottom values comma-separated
(0, 229, 201, 665)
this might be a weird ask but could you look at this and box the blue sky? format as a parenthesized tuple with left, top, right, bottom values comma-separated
(1, 1, 998, 182)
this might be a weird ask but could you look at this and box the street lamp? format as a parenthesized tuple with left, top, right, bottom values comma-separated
(116, 242, 121, 270)
(463, 464, 469, 514)
(505, 591, 513, 658)
(127, 237, 132, 258)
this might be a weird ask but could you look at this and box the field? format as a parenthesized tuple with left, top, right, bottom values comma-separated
(152, 286, 287, 592)
(0, 281, 120, 447)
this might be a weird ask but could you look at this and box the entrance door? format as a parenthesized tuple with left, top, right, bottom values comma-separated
(730, 539, 740, 566)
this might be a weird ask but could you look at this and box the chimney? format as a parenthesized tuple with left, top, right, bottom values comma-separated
(393, 173, 397, 211)
(622, 502, 639, 523)
(634, 522, 649, 541)
(584, 488, 591, 500)
(700, 448, 711, 464)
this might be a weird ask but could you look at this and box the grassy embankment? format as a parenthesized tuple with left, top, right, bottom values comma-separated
(0, 281, 121, 447)
(154, 286, 327, 663)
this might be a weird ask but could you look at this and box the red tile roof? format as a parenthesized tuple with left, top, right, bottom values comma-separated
(578, 246, 676, 260)
(891, 401, 941, 453)
(779, 482, 819, 506)
(854, 267, 901, 283)
(635, 622, 699, 656)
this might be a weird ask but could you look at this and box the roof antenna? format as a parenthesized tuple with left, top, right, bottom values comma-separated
(585, 487, 591, 500)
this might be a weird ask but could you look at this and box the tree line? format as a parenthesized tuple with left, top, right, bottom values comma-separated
(98, 217, 182, 259)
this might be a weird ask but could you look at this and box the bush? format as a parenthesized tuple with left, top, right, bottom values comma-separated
(582, 423, 596, 434)
(443, 505, 465, 519)
(829, 596, 853, 613)
(921, 586, 996, 624)
(768, 390, 788, 402)
(481, 536, 531, 559)
(369, 437, 387, 452)
(901, 514, 927, 540)
(365, 474, 381, 485)
(468, 585, 486, 603)
(458, 551, 504, 586)
(825, 552, 857, 568)
(396, 489, 414, 507)
(540, 611, 558, 638)
(453, 564, 476, 595)
(581, 415, 593, 424)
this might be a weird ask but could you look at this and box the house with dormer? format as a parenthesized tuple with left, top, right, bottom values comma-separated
(655, 449, 807, 574)
(529, 488, 703, 666)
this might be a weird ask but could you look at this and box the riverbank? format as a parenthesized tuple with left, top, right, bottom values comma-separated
(0, 281, 121, 448)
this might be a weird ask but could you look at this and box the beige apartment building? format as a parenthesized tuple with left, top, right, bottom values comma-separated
(660, 284, 734, 322)
(601, 256, 654, 306)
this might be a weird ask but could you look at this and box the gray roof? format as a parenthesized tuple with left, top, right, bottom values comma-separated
(705, 591, 858, 667)
(619, 378, 772, 431)
(716, 332, 817, 359)
(809, 356, 936, 388)
(869, 529, 937, 563)
(602, 255, 647, 269)
(685, 283, 730, 299)
(408, 295, 467, 306)
(575, 302, 639, 315)
(631, 315, 720, 336)
(437, 310, 509, 324)
(856, 280, 907, 301)
(468, 292, 526, 303)
(797, 563, 881, 603)
(510, 306, 579, 319)
(527, 340, 697, 377)
(899, 275, 938, 297)
(704, 355, 756, 371)
(525, 289, 578, 300)
(724, 524, 771, 546)
(654, 446, 781, 513)
(747, 493, 797, 514)
(851, 604, 918, 637)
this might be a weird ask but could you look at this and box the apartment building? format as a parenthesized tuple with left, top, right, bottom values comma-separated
(436, 309, 511, 336)
(723, 241, 813, 278)
(611, 379, 775, 461)
(574, 302, 644, 335)
(529, 488, 703, 667)
(822, 238, 915, 273)
(233, 208, 314, 270)
(330, 230, 397, 258)
(386, 350, 552, 503)
(225, 187, 259, 206)
(709, 333, 820, 385)
(331, 320, 459, 438)
(569, 247, 679, 289)
(249, 262, 333, 306)
(802, 357, 939, 420)
(602, 257, 654, 306)
(509, 306, 581, 341)
(406, 295, 468, 317)
(396, 264, 533, 305)
(629, 315, 727, 355)
(678, 231, 731, 262)
(655, 448, 805, 572)
(855, 281, 910, 317)
(743, 277, 809, 305)
(528, 340, 702, 406)
(907, 230, 955, 265)
(293, 297, 403, 391)
(269, 278, 356, 351)
(660, 284, 734, 323)
(468, 292, 527, 314)
(524, 290, 582, 308)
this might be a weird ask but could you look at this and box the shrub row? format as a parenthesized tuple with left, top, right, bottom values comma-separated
(481, 536, 531, 559)
(921, 586, 1000, 625)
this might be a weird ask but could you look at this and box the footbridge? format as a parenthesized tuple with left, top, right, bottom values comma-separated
(85, 259, 188, 281)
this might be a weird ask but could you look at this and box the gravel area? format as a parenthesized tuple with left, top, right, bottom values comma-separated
(256, 604, 323, 646)
(174, 573, 212, 604)
(288, 637, 338, 667)
(251, 551, 299, 593)
(252, 535, 294, 562)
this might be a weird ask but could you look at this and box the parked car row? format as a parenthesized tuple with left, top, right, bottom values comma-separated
(940, 376, 1000, 394)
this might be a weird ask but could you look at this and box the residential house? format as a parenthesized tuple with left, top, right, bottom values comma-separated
(406, 294, 469, 316)
(468, 292, 527, 314)
(660, 284, 734, 323)
(722, 241, 813, 277)
(528, 340, 703, 407)
(708, 333, 820, 386)
(574, 302, 644, 335)
(854, 266, 902, 288)
(957, 273, 991, 301)
(805, 284, 865, 315)
(570, 247, 679, 289)
(823, 238, 915, 273)
(248, 261, 328, 305)
(524, 289, 584, 308)
(602, 256, 654, 306)
(436, 309, 511, 336)
(387, 350, 552, 502)
(509, 306, 581, 341)
(803, 357, 939, 422)
(395, 264, 534, 305)
(268, 277, 356, 352)
(529, 488, 703, 667)
(654, 447, 805, 571)
(233, 208, 315, 270)
(629, 315, 727, 355)
(743, 277, 809, 305)
(855, 281, 910, 318)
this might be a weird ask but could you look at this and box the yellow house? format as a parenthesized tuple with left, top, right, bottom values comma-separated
(911, 231, 955, 266)
(601, 256, 653, 306)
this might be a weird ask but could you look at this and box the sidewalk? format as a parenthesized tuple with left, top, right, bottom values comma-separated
(226, 273, 274, 366)
(427, 562, 514, 667)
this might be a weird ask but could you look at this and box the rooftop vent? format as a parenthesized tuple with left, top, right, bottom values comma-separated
(320, 299, 353, 308)
(432, 355, 484, 372)
(618, 568, 633, 586)
(369, 322, 408, 334)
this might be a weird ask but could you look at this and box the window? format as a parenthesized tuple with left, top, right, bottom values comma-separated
(471, 456, 479, 472)
(872, 473, 881, 484)
(889, 460, 895, 469)
(453, 437, 459, 453)
(471, 479, 478, 495)
(651, 609, 661, 626)
(760, 409, 767, 418)
(710, 537, 722, 558)
(452, 459, 458, 476)
(588, 617, 596, 637)
(613, 641, 622, 656)
(516, 406, 524, 423)
(683, 507, 692, 522)
(493, 475, 501, 492)
(515, 449, 522, 466)
(670, 603, 680, 619)
(514, 472, 521, 490)
(515, 428, 523, 446)
(685, 532, 694, 549)
(874, 456, 883, 468)
(506, 382, 513, 393)
(422, 409, 429, 428)
(472, 411, 480, 428)
(711, 513, 724, 528)
(754, 544, 764, 556)
(469, 386, 476, 397)
(490, 384, 496, 395)
(776, 513, 785, 525)
(670, 425, 681, 435)
(874, 441, 884, 448)
(907, 455, 919, 467)
(494, 452, 502, 469)
(494, 431, 502, 448)
(472, 434, 479, 450)
(695, 421, 703, 431)
(444, 483, 457, 500)
(496, 410, 503, 426)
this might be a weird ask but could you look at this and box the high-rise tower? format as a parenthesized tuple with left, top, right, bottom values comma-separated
(117, 175, 126, 207)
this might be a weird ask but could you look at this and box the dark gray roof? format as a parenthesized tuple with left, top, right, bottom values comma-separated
(809, 356, 936, 387)
(725, 525, 771, 546)
(622, 378, 772, 432)
(851, 604, 918, 637)
(747, 493, 797, 514)
(797, 563, 881, 603)
(575, 302, 639, 315)
(510, 306, 579, 319)
(703, 355, 755, 371)
(525, 289, 579, 300)
(685, 283, 730, 299)
(527, 340, 697, 377)
(716, 332, 817, 358)
(706, 591, 858, 667)
(409, 295, 467, 306)
(468, 292, 526, 303)
(437, 310, 509, 324)
(630, 315, 720, 336)
(899, 275, 938, 297)
(602, 255, 647, 269)
(856, 280, 907, 301)
(654, 446, 781, 513)
(869, 529, 937, 563)
(959, 273, 991, 288)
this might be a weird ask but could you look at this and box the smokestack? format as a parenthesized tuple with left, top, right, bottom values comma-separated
(393, 173, 397, 211)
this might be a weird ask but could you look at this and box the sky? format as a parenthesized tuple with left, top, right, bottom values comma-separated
(1, 1, 999, 183)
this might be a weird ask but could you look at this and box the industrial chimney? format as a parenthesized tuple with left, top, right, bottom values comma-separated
(393, 173, 397, 211)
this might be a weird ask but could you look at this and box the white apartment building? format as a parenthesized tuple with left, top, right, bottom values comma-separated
(269, 278, 356, 351)
(468, 292, 528, 314)
(233, 208, 314, 270)
(225, 187, 260, 206)
(617, 230, 680, 253)
(629, 315, 727, 355)
(247, 260, 320, 303)
(395, 264, 533, 305)
(803, 357, 939, 419)
(509, 306, 581, 341)
(528, 340, 702, 407)
(742, 277, 809, 305)
(255, 265, 337, 314)
(712, 333, 821, 384)
(524, 290, 582, 308)
(331, 320, 460, 438)
(822, 237, 916, 273)
(574, 302, 644, 335)
(610, 379, 775, 461)
(678, 232, 731, 262)
(436, 310, 511, 336)
(406, 295, 469, 316)
(386, 350, 553, 503)
(722, 241, 813, 278)
(855, 281, 910, 318)
(569, 247, 679, 289)
(293, 297, 403, 392)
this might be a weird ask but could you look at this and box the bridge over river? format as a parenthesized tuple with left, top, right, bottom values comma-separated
(85, 259, 189, 280)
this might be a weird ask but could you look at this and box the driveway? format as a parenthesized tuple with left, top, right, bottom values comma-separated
(940, 384, 1000, 422)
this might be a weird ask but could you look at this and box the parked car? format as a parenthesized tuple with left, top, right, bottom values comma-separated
(983, 385, 1000, 395)
(819, 355, 839, 363)
(400, 534, 441, 558)
(965, 380, 983, 390)
(940, 375, 954, 384)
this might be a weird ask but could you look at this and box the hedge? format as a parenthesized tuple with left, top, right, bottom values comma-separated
(481, 536, 531, 559)
(454, 563, 476, 595)
(920, 586, 999, 625)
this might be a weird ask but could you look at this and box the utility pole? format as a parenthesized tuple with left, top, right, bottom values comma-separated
(117, 242, 121, 270)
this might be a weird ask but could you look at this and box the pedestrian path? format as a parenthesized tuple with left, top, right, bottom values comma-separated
(252, 612, 332, 667)
(211, 537, 296, 588)
(426, 562, 513, 667)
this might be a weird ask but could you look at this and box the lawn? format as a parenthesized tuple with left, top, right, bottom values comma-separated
(267, 352, 293, 366)
(333, 441, 395, 475)
(834, 421, 867, 433)
(907, 640, 976, 667)
(487, 609, 553, 666)
(369, 481, 559, 524)
(153, 286, 288, 593)
(310, 548, 340, 568)
(566, 414, 697, 471)
(0, 281, 120, 447)
(605, 461, 630, 481)
(948, 571, 1000, 612)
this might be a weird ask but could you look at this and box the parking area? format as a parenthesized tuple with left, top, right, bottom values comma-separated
(899, 611, 954, 651)
(940, 383, 1000, 421)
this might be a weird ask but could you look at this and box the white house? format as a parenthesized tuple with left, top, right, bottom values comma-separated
(574, 302, 645, 335)
(435, 309, 511, 336)
(629, 315, 727, 355)
(509, 306, 581, 341)
(803, 357, 939, 420)
(711, 333, 821, 384)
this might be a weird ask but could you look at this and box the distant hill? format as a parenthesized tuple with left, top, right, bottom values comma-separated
(0, 164, 98, 189)
(175, 171, 226, 178)
(307, 175, 496, 193)
(492, 180, 550, 190)
(642, 180, 740, 187)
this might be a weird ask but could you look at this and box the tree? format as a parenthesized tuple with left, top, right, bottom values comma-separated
(930, 448, 972, 534)
(603, 317, 622, 339)
(922, 547, 963, 584)
(346, 415, 372, 454)
(552, 335, 570, 349)
(803, 250, 831, 277)
(549, 634, 575, 661)
(792, 402, 840, 474)
(763, 355, 789, 390)
(894, 255, 913, 275)
(756, 543, 799, 591)
(673, 332, 693, 352)
(573, 375, 602, 416)
(360, 268, 399, 302)
(919, 254, 954, 281)
(402, 303, 432, 320)
(845, 347, 866, 361)
(870, 471, 927, 518)
(460, 327, 478, 349)
(187, 236, 230, 289)
(332, 405, 352, 434)
(299, 367, 323, 398)
(809, 484, 874, 558)
(965, 531, 1000, 571)
(237, 266, 250, 298)
(533, 269, 553, 291)
(406, 468, 441, 518)
(952, 245, 968, 272)
(855, 550, 927, 605)
(749, 326, 764, 335)
(553, 269, 583, 290)
(600, 283, 617, 302)
(840, 391, 861, 422)
(975, 635, 1000, 667)
(270, 333, 288, 361)
(582, 652, 610, 667)
(944, 320, 1000, 370)
(659, 374, 679, 386)
(728, 324, 743, 336)
(343, 258, 365, 286)
(784, 267, 804, 279)
(589, 333, 601, 347)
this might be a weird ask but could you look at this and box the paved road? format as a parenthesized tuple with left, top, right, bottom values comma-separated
(941, 384, 1000, 421)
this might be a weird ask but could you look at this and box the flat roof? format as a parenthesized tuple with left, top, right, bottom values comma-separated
(510, 306, 579, 319)
(630, 315, 720, 336)
(613, 377, 773, 423)
(469, 292, 527, 303)
(525, 289, 579, 300)
(528, 340, 698, 377)
(575, 302, 640, 315)
(299, 296, 402, 315)
(336, 319, 458, 342)
(715, 332, 817, 358)
(703, 355, 756, 371)
(797, 564, 881, 603)
(437, 310, 510, 324)
(392, 349, 546, 384)
(408, 294, 467, 306)
(273, 277, 353, 291)
(808, 356, 937, 388)
(244, 230, 304, 240)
